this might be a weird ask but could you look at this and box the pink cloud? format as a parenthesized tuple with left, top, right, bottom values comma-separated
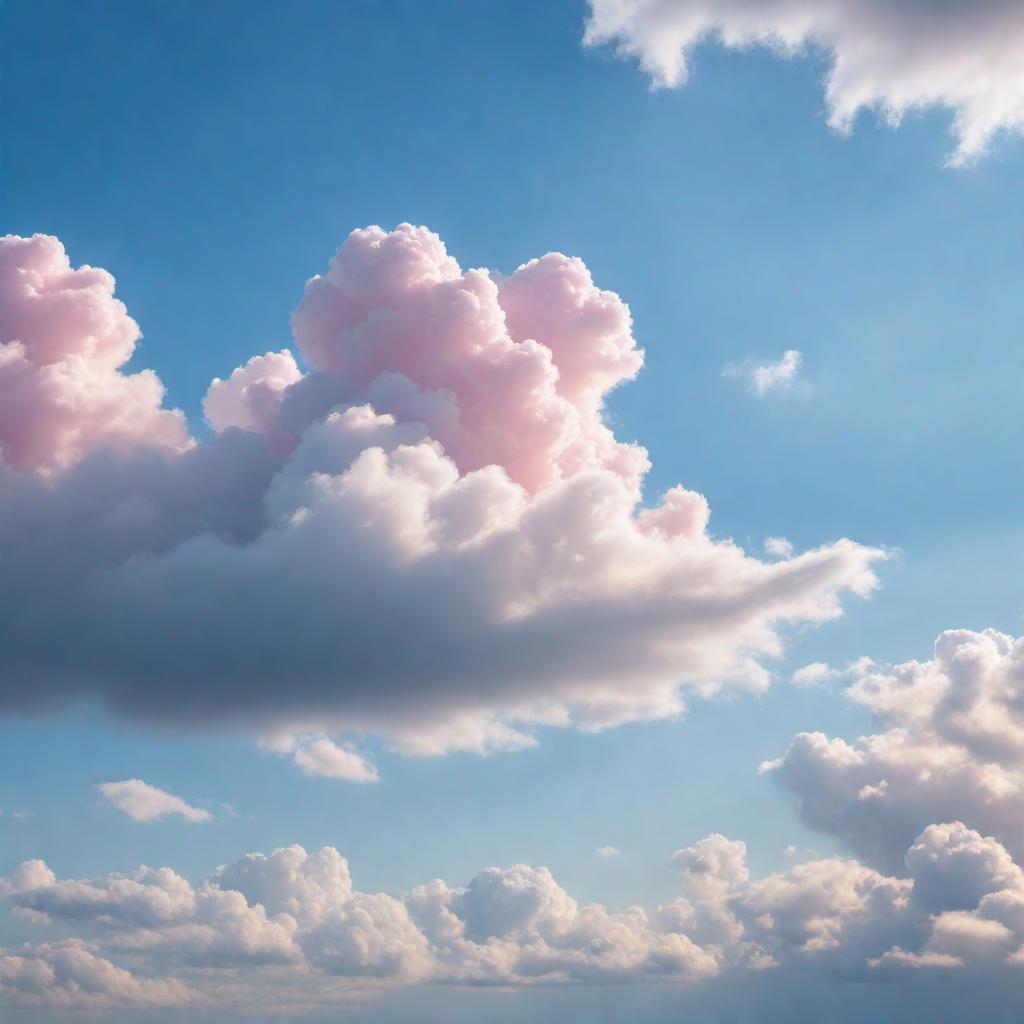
(288, 224, 647, 494)
(0, 225, 885, 762)
(0, 234, 189, 474)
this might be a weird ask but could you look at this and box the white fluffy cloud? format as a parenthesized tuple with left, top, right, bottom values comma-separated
(0, 226, 885, 763)
(723, 350, 805, 396)
(97, 780, 213, 824)
(285, 736, 380, 783)
(764, 629, 1024, 872)
(0, 940, 189, 1010)
(584, 0, 1024, 164)
(3, 822, 1021, 1011)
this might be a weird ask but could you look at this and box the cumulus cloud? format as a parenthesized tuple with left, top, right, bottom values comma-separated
(583, 0, 1024, 165)
(0, 940, 189, 1010)
(278, 735, 380, 783)
(0, 234, 189, 474)
(97, 780, 212, 824)
(764, 629, 1024, 872)
(203, 349, 303, 450)
(723, 350, 805, 396)
(0, 226, 883, 761)
(3, 823, 1021, 1011)
(596, 846, 622, 859)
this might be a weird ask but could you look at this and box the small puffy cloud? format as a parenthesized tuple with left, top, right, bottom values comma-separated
(764, 537, 793, 559)
(765, 629, 1024, 871)
(789, 656, 875, 688)
(595, 846, 621, 859)
(583, 0, 1024, 165)
(790, 662, 837, 688)
(723, 350, 805, 396)
(0, 226, 884, 763)
(203, 350, 302, 449)
(673, 833, 749, 899)
(290, 737, 379, 783)
(96, 780, 212, 824)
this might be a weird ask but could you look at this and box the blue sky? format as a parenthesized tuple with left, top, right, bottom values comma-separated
(1, 1, 1023, 1020)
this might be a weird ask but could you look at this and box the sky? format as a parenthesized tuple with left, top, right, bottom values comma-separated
(0, 1, 1023, 1020)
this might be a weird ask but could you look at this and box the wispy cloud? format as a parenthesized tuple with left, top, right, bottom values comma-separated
(723, 350, 806, 396)
(764, 537, 794, 559)
(97, 780, 212, 824)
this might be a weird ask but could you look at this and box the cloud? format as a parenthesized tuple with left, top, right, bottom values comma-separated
(203, 350, 303, 450)
(789, 661, 836, 688)
(595, 846, 621, 859)
(96, 780, 213, 824)
(764, 536, 793, 559)
(0, 226, 884, 762)
(0, 234, 189, 475)
(0, 940, 189, 1009)
(723, 350, 805, 396)
(4, 823, 1022, 1011)
(284, 736, 379, 783)
(763, 628, 1024, 872)
(583, 0, 1024, 165)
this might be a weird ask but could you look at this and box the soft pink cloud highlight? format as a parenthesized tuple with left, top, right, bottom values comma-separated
(0, 234, 189, 474)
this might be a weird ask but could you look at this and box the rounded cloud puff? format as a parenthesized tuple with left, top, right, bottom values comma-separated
(764, 629, 1024, 871)
(0, 234, 189, 474)
(0, 225, 884, 759)
(289, 223, 647, 493)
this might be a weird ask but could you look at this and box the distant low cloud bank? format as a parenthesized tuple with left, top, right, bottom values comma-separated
(584, 0, 1024, 165)
(0, 227, 882, 765)
(3, 821, 1022, 1011)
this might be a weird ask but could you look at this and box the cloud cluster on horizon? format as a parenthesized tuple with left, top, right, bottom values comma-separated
(0, 227, 883, 764)
(584, 0, 1024, 165)
(3, 821, 1023, 1012)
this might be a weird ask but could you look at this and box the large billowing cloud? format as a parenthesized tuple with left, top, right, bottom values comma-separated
(3, 823, 1022, 1011)
(763, 629, 1024, 873)
(584, 0, 1024, 165)
(0, 225, 883, 760)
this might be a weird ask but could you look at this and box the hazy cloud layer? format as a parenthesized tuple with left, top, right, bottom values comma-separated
(764, 629, 1024, 872)
(584, 0, 1024, 164)
(3, 823, 1021, 1011)
(0, 226, 884, 760)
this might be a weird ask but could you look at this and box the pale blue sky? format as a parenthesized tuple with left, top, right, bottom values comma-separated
(1, 1, 1022, 1019)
